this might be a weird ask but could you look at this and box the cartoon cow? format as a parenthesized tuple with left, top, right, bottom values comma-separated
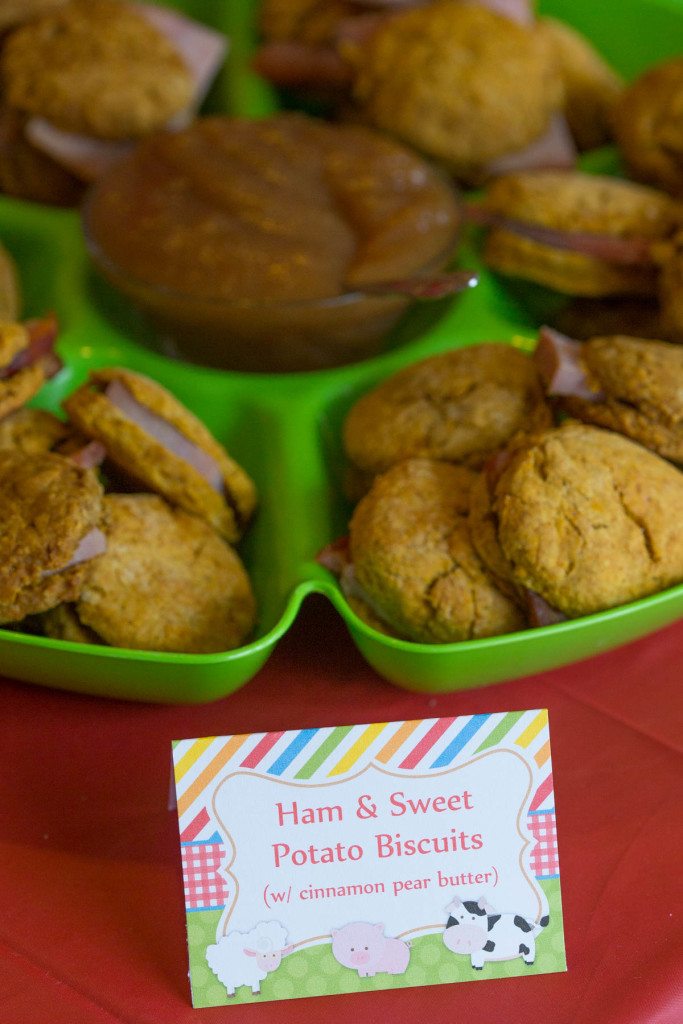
(443, 896, 549, 970)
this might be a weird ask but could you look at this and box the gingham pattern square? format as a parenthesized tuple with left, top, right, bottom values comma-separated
(181, 843, 229, 910)
(528, 812, 559, 877)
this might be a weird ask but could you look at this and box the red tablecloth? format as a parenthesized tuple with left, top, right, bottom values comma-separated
(1, 595, 682, 1024)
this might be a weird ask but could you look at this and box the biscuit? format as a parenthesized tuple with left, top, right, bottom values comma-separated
(1, 0, 194, 140)
(0, 315, 62, 420)
(0, 240, 20, 320)
(0, 449, 104, 623)
(343, 343, 551, 495)
(0, 0, 67, 32)
(549, 334, 683, 464)
(0, 407, 71, 454)
(63, 368, 257, 543)
(347, 5, 564, 185)
(469, 421, 683, 617)
(611, 56, 683, 197)
(69, 493, 256, 653)
(535, 16, 623, 150)
(480, 170, 681, 296)
(348, 458, 525, 643)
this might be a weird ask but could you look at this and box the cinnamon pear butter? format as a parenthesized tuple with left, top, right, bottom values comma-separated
(83, 113, 463, 372)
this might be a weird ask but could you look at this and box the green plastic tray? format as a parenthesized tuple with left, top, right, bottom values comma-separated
(1, 0, 682, 703)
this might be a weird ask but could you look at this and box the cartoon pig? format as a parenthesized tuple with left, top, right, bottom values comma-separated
(331, 922, 410, 977)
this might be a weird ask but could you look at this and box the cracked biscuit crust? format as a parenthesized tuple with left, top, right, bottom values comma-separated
(0, 450, 103, 622)
(74, 494, 256, 653)
(348, 5, 563, 184)
(474, 422, 683, 617)
(349, 458, 525, 644)
(63, 368, 257, 543)
(559, 334, 683, 463)
(0, 407, 71, 454)
(1, 0, 193, 140)
(343, 343, 551, 490)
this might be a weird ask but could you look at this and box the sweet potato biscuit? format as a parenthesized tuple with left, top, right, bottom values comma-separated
(70, 494, 256, 653)
(481, 170, 682, 296)
(470, 421, 683, 618)
(0, 0, 67, 32)
(348, 458, 525, 643)
(0, 407, 71, 454)
(1, 0, 193, 140)
(0, 319, 55, 421)
(343, 343, 551, 494)
(555, 334, 683, 464)
(611, 56, 683, 197)
(347, 5, 564, 185)
(0, 242, 20, 320)
(63, 368, 257, 543)
(535, 17, 623, 151)
(0, 449, 104, 623)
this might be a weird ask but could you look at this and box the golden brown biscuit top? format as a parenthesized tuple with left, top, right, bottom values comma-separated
(0, 243, 20, 321)
(611, 56, 683, 196)
(1, 0, 193, 139)
(349, 458, 524, 642)
(489, 421, 683, 615)
(0, 320, 28, 367)
(348, 4, 564, 179)
(343, 343, 550, 476)
(0, 449, 103, 605)
(581, 334, 683, 423)
(482, 170, 682, 238)
(75, 493, 256, 653)
(0, 407, 71, 454)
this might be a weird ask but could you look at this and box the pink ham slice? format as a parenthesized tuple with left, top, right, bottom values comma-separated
(67, 439, 107, 470)
(25, 3, 228, 182)
(41, 527, 107, 578)
(534, 326, 604, 400)
(484, 114, 577, 179)
(466, 203, 656, 267)
(104, 378, 224, 494)
(251, 41, 353, 89)
(523, 588, 567, 626)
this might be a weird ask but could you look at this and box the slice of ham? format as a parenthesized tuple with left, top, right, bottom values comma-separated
(317, 535, 351, 575)
(41, 527, 107, 578)
(466, 203, 656, 267)
(523, 588, 567, 626)
(251, 40, 353, 89)
(485, 114, 577, 179)
(105, 378, 224, 494)
(25, 3, 228, 182)
(0, 313, 60, 379)
(357, 270, 478, 299)
(534, 326, 605, 400)
(67, 439, 107, 470)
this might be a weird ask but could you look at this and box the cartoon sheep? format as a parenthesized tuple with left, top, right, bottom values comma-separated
(206, 920, 294, 997)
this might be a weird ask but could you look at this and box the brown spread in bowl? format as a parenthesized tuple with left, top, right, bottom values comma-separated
(82, 112, 463, 372)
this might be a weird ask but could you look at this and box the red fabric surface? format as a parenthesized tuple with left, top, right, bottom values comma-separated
(1, 594, 682, 1024)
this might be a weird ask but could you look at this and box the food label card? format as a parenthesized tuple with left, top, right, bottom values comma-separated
(172, 711, 566, 1007)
